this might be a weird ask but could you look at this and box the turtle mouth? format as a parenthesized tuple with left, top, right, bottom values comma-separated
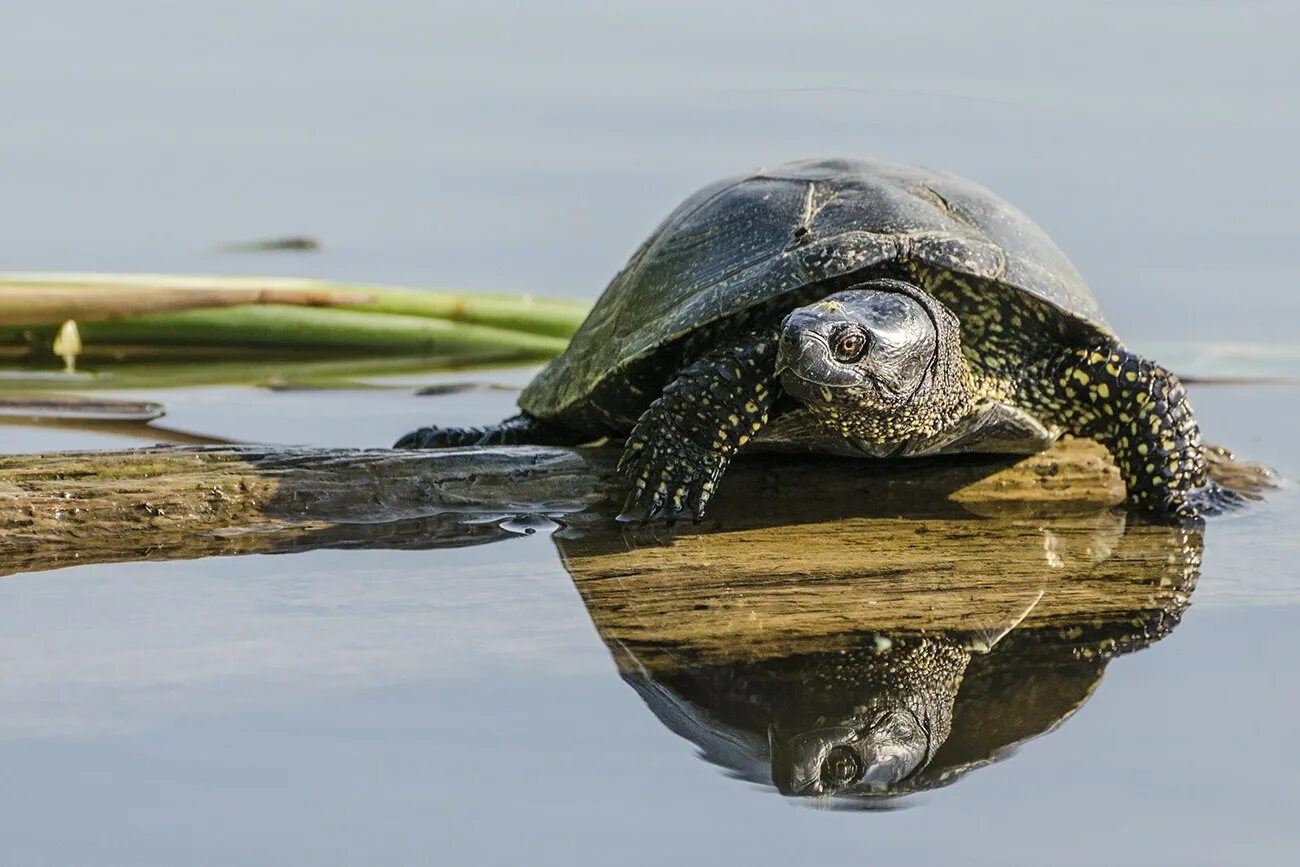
(779, 369, 861, 404)
(779, 368, 863, 389)
(778, 365, 908, 406)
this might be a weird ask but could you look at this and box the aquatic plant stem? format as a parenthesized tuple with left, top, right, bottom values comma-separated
(62, 305, 570, 355)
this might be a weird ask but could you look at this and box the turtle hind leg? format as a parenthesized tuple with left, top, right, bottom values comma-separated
(393, 413, 586, 449)
(1028, 344, 1243, 520)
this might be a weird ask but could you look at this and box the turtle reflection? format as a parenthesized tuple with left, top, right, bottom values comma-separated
(558, 502, 1202, 802)
(767, 639, 964, 796)
(620, 636, 971, 798)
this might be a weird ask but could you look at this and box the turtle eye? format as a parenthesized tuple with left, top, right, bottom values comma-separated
(819, 746, 864, 788)
(889, 719, 917, 740)
(832, 328, 869, 363)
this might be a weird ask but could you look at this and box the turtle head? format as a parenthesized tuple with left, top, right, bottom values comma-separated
(768, 708, 932, 797)
(776, 279, 973, 442)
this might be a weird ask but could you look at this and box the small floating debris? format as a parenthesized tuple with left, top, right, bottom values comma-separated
(499, 513, 563, 535)
(220, 236, 321, 253)
(262, 380, 388, 392)
(415, 382, 521, 397)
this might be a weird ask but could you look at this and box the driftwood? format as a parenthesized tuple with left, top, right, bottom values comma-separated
(0, 444, 601, 576)
(0, 438, 1123, 558)
(0, 436, 1269, 588)
(0, 436, 1125, 537)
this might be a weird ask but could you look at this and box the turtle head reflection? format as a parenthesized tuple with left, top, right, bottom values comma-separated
(763, 636, 968, 795)
(770, 710, 929, 795)
(614, 631, 983, 801)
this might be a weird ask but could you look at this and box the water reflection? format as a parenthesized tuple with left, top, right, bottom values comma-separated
(0, 439, 1228, 805)
(557, 498, 1202, 803)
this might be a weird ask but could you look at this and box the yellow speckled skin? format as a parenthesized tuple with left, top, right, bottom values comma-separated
(905, 264, 1223, 518)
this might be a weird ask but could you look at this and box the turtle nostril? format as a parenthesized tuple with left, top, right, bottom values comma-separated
(775, 330, 801, 370)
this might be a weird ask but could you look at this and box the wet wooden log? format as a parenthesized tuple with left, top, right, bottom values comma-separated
(0, 437, 1116, 532)
(0, 438, 1271, 588)
(0, 444, 601, 575)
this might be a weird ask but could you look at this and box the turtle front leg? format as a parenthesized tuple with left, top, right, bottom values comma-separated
(617, 329, 780, 522)
(1035, 345, 1243, 519)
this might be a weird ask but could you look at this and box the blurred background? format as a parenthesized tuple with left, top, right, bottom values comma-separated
(8, 0, 1299, 341)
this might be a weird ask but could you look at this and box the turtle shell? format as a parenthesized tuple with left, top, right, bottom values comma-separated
(521, 157, 1110, 431)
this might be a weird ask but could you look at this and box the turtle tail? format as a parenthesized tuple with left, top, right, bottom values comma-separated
(1030, 344, 1244, 519)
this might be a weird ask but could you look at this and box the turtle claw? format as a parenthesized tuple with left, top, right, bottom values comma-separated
(1135, 482, 1254, 526)
(1177, 483, 1253, 521)
(616, 490, 703, 525)
(616, 430, 724, 524)
(617, 478, 692, 525)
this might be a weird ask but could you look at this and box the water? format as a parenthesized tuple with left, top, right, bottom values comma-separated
(3, 2, 1300, 864)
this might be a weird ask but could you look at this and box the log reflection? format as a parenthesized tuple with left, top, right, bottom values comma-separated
(559, 500, 1202, 802)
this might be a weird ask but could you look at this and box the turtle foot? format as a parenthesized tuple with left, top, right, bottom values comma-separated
(394, 425, 488, 449)
(394, 414, 585, 449)
(616, 425, 726, 523)
(1174, 482, 1255, 522)
(1132, 482, 1256, 526)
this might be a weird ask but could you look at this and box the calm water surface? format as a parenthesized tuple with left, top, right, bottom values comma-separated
(3, 2, 1300, 865)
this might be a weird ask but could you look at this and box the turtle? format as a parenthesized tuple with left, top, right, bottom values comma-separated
(395, 157, 1237, 521)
